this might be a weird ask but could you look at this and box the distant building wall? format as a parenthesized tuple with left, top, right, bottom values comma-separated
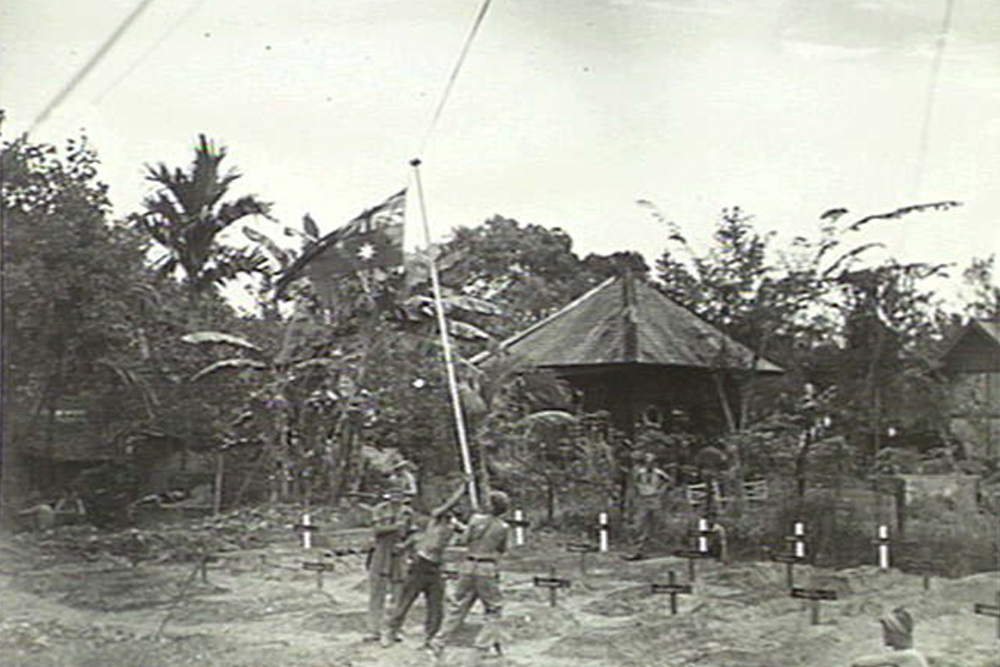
(947, 371, 1000, 461)
(895, 473, 980, 509)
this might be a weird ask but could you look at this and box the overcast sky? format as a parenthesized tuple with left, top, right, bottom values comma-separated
(2, 0, 998, 304)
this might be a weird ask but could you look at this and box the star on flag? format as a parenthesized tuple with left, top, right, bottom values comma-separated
(278, 189, 407, 290)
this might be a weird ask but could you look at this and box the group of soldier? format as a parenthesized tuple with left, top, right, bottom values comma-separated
(360, 452, 926, 666)
(363, 459, 511, 662)
(360, 448, 682, 660)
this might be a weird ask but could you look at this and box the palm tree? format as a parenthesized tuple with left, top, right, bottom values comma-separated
(136, 134, 272, 293)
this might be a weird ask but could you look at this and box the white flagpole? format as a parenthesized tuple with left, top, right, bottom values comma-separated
(409, 159, 480, 510)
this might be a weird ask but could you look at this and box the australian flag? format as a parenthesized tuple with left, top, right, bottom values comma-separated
(275, 189, 406, 298)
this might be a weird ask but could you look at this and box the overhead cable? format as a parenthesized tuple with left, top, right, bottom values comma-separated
(93, 0, 207, 105)
(913, 0, 956, 196)
(27, 0, 157, 136)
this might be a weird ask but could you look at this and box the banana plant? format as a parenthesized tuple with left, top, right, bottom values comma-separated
(181, 328, 360, 503)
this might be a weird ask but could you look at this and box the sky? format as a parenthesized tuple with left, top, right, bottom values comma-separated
(2, 0, 998, 307)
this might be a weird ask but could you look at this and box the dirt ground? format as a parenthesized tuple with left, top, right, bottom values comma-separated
(1, 512, 998, 667)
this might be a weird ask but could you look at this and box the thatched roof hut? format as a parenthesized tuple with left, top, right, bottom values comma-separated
(475, 274, 782, 437)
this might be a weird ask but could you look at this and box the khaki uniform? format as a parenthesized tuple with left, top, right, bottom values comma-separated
(367, 500, 412, 638)
(632, 464, 672, 554)
(433, 512, 509, 652)
(384, 515, 458, 643)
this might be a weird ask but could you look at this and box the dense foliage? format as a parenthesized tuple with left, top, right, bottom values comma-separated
(3, 124, 996, 527)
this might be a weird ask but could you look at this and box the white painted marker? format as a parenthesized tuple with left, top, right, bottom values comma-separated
(599, 512, 609, 552)
(698, 518, 709, 553)
(302, 513, 312, 549)
(794, 522, 806, 559)
(878, 525, 890, 570)
(514, 509, 525, 546)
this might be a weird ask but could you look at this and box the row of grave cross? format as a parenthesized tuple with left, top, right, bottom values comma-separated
(195, 510, 1000, 636)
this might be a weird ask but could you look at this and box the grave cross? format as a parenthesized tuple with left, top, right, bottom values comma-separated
(511, 510, 530, 547)
(302, 559, 336, 590)
(770, 553, 807, 589)
(790, 587, 838, 626)
(650, 571, 693, 615)
(673, 548, 714, 582)
(566, 541, 599, 576)
(783, 521, 807, 560)
(294, 515, 319, 550)
(327, 546, 372, 558)
(896, 540, 935, 591)
(533, 566, 571, 608)
(973, 591, 1000, 640)
(872, 525, 891, 570)
(198, 552, 219, 583)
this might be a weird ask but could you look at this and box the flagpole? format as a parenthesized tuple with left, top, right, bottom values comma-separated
(409, 158, 480, 511)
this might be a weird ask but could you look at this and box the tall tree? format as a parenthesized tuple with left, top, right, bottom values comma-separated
(133, 134, 272, 294)
(435, 215, 648, 338)
(1, 130, 153, 506)
(962, 255, 1000, 320)
(646, 200, 961, 490)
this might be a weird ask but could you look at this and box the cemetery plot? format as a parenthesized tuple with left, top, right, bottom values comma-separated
(0, 512, 997, 667)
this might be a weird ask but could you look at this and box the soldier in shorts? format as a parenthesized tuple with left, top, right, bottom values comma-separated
(381, 479, 468, 648)
(627, 451, 673, 560)
(429, 489, 510, 661)
(364, 490, 413, 642)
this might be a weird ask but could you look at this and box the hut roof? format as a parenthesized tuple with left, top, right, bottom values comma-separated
(475, 275, 783, 374)
(937, 319, 1000, 374)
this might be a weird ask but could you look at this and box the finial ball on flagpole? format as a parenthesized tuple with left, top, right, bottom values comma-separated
(410, 158, 422, 167)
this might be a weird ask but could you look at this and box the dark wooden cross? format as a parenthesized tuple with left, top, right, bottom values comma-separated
(294, 522, 320, 534)
(198, 552, 219, 584)
(533, 566, 571, 607)
(791, 587, 838, 626)
(896, 541, 935, 591)
(566, 542, 599, 576)
(673, 548, 714, 581)
(327, 546, 372, 557)
(770, 553, 807, 589)
(973, 591, 1000, 639)
(650, 571, 693, 615)
(302, 560, 336, 590)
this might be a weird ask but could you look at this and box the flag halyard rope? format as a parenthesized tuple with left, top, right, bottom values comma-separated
(912, 0, 955, 197)
(418, 0, 495, 156)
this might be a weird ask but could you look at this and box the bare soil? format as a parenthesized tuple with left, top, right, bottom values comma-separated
(1, 513, 998, 667)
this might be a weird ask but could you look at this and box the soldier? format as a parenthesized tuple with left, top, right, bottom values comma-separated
(429, 489, 510, 662)
(381, 478, 468, 648)
(364, 489, 413, 643)
(627, 451, 673, 560)
(850, 607, 929, 667)
(388, 459, 419, 503)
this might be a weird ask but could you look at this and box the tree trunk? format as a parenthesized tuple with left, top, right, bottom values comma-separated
(713, 373, 737, 433)
(213, 449, 225, 515)
(545, 475, 556, 524)
(477, 433, 492, 503)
